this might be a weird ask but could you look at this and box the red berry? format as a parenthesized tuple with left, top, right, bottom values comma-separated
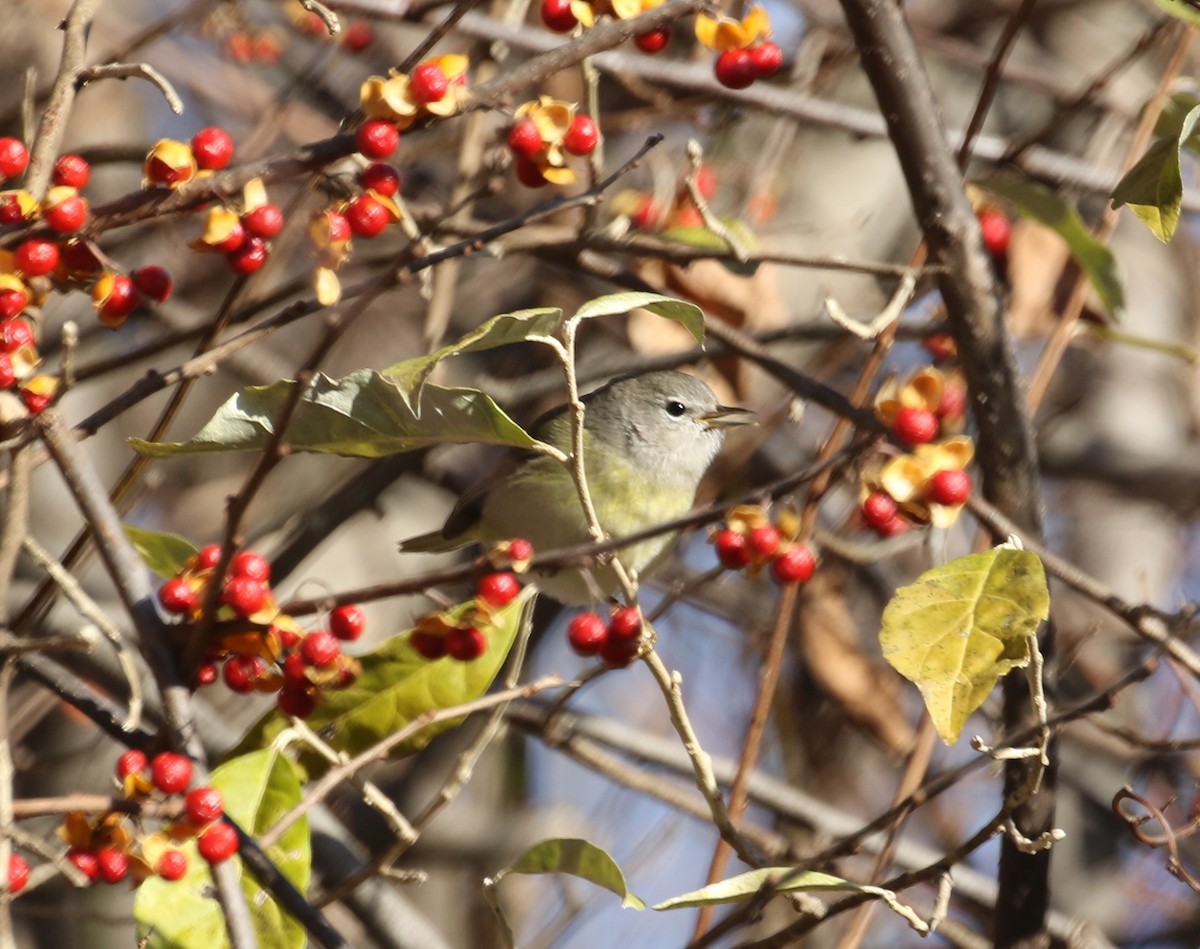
(567, 612, 608, 656)
(223, 655, 263, 693)
(0, 194, 26, 224)
(116, 749, 148, 779)
(14, 239, 59, 277)
(67, 849, 99, 883)
(477, 572, 521, 608)
(540, 0, 578, 32)
(0, 318, 33, 352)
(714, 49, 756, 89)
(361, 162, 401, 197)
(282, 652, 308, 687)
(195, 544, 222, 570)
(277, 687, 316, 718)
(563, 115, 599, 156)
(242, 204, 284, 239)
(937, 379, 967, 420)
(150, 752, 192, 795)
(514, 156, 548, 188)
(694, 164, 718, 201)
(222, 576, 267, 617)
(410, 63, 449, 104)
(446, 626, 486, 661)
(191, 127, 234, 171)
(196, 662, 218, 686)
(132, 266, 173, 302)
(345, 194, 390, 237)
(274, 624, 300, 649)
(0, 138, 28, 179)
(747, 524, 781, 559)
(52, 154, 89, 189)
(343, 19, 374, 51)
(507, 538, 534, 563)
(20, 387, 51, 415)
(893, 406, 939, 446)
(156, 849, 188, 881)
(977, 208, 1011, 257)
(209, 220, 246, 254)
(185, 786, 224, 824)
(410, 631, 446, 660)
(355, 119, 399, 159)
(230, 550, 270, 582)
(0, 291, 27, 324)
(330, 604, 366, 641)
(323, 210, 351, 243)
(6, 853, 28, 895)
(197, 823, 239, 864)
(600, 633, 639, 667)
(630, 195, 664, 231)
(634, 25, 671, 53)
(928, 469, 972, 506)
(159, 577, 196, 614)
(226, 236, 268, 275)
(98, 275, 139, 322)
(0, 355, 13, 389)
(714, 529, 751, 569)
(924, 333, 956, 362)
(862, 491, 899, 531)
(507, 120, 543, 159)
(43, 194, 87, 232)
(96, 848, 128, 884)
(772, 545, 816, 585)
(301, 631, 340, 668)
(608, 606, 642, 642)
(749, 41, 783, 79)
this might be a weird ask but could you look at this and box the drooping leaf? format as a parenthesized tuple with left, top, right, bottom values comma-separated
(654, 868, 865, 910)
(979, 174, 1124, 315)
(496, 838, 645, 910)
(232, 586, 536, 776)
(1154, 92, 1200, 145)
(134, 748, 309, 949)
(879, 546, 1049, 744)
(659, 222, 760, 276)
(129, 370, 535, 459)
(383, 293, 705, 409)
(1111, 104, 1200, 242)
(124, 524, 197, 578)
(383, 307, 564, 408)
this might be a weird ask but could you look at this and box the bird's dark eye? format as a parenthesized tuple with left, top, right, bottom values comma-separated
(665, 400, 687, 417)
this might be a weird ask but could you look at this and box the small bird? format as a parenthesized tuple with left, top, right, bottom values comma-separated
(399, 370, 752, 603)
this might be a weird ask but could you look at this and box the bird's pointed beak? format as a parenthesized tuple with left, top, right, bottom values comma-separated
(700, 404, 756, 429)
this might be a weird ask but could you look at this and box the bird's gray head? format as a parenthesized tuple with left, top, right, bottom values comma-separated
(583, 370, 753, 484)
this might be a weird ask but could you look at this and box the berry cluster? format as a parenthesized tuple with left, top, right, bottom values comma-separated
(710, 506, 817, 585)
(59, 751, 237, 889)
(863, 366, 975, 534)
(189, 176, 285, 277)
(617, 163, 717, 233)
(0, 142, 90, 234)
(144, 127, 235, 190)
(695, 7, 783, 89)
(505, 97, 599, 188)
(158, 545, 363, 719)
(293, 9, 375, 51)
(359, 56, 469, 136)
(566, 605, 644, 667)
(0, 313, 56, 414)
(539, 0, 674, 54)
(410, 571, 523, 662)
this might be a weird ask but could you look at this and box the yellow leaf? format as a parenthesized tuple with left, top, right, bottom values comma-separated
(880, 547, 1049, 744)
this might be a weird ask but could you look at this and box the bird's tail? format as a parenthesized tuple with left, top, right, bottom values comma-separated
(397, 530, 471, 554)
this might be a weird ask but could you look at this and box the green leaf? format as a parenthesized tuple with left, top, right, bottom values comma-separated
(979, 174, 1124, 315)
(382, 293, 705, 409)
(659, 222, 760, 276)
(232, 586, 536, 776)
(497, 838, 645, 910)
(123, 524, 197, 578)
(383, 307, 564, 409)
(572, 292, 706, 342)
(129, 369, 535, 459)
(879, 546, 1049, 744)
(654, 868, 863, 910)
(1155, 0, 1200, 27)
(134, 748, 310, 949)
(1111, 104, 1200, 242)
(1154, 92, 1200, 145)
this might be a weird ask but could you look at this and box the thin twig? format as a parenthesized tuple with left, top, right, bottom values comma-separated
(75, 61, 183, 114)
